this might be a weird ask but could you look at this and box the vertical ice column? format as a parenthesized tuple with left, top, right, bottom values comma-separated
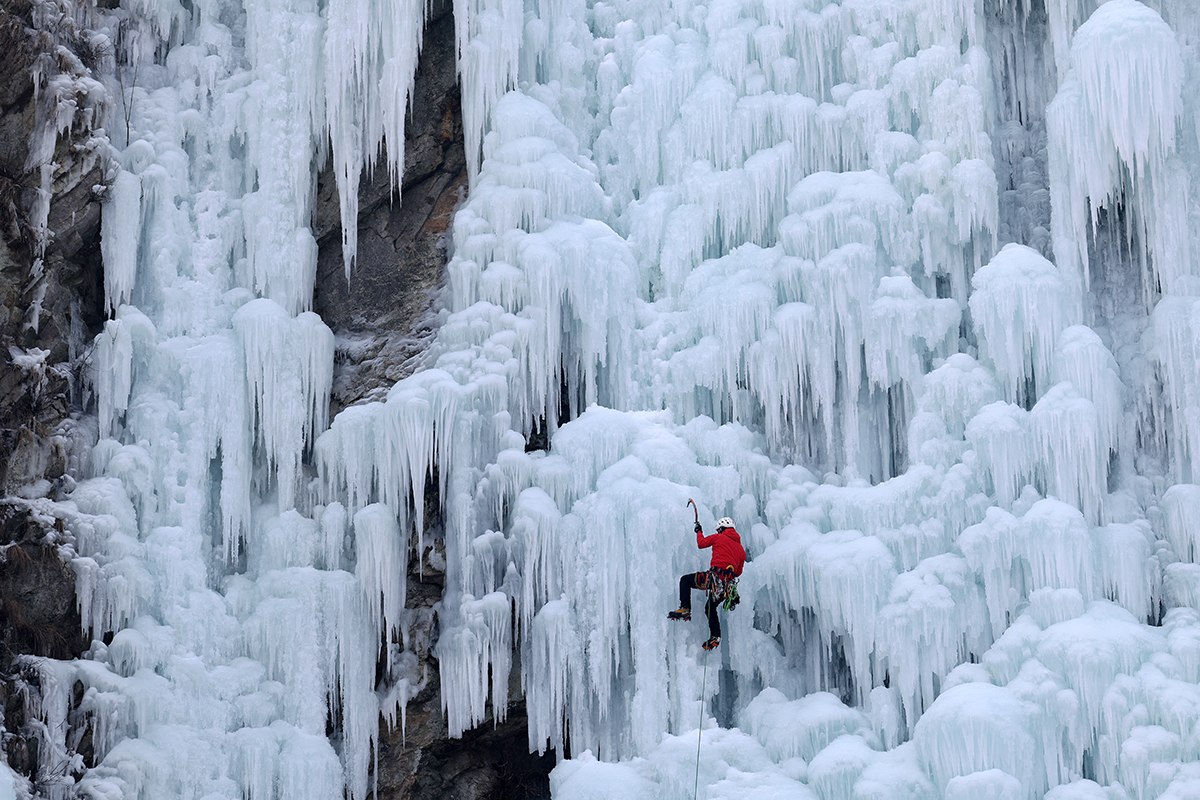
(913, 683, 1041, 800)
(1029, 382, 1105, 523)
(775, 171, 908, 475)
(93, 317, 134, 441)
(240, 0, 324, 313)
(176, 331, 255, 560)
(1163, 484, 1200, 562)
(969, 243, 1071, 406)
(524, 598, 576, 755)
(233, 298, 334, 510)
(1046, 0, 1186, 306)
(1043, 0, 1094, 78)
(1153, 298, 1200, 480)
(100, 171, 143, 314)
(1052, 326, 1122, 464)
(437, 591, 513, 737)
(454, 0, 524, 180)
(353, 504, 407, 669)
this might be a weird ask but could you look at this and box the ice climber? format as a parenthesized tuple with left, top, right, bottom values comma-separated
(668, 516, 746, 650)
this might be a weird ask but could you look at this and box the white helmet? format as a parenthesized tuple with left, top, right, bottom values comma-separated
(716, 517, 735, 531)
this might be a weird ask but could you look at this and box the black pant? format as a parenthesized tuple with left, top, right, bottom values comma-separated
(679, 572, 720, 639)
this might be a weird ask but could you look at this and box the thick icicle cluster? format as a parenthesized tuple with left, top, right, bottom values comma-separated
(14, 0, 429, 793)
(1047, 0, 1187, 305)
(324, 0, 427, 271)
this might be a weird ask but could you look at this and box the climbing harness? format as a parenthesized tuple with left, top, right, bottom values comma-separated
(706, 567, 740, 612)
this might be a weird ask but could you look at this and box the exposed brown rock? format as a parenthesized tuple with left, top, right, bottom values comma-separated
(0, 0, 106, 789)
(0, 0, 107, 495)
(373, 706, 554, 800)
(0, 505, 88, 669)
(314, 0, 467, 416)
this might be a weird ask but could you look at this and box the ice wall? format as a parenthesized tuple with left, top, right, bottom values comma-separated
(28, 0, 1200, 798)
(16, 0, 418, 794)
(313, 0, 1200, 796)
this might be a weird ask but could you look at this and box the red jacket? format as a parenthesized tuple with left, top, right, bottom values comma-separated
(698, 527, 745, 576)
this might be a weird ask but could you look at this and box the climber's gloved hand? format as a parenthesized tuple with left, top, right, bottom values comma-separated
(694, 522, 703, 533)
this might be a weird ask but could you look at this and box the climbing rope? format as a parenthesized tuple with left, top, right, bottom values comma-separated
(694, 645, 709, 800)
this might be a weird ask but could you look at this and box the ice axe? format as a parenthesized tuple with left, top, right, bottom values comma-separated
(687, 498, 698, 525)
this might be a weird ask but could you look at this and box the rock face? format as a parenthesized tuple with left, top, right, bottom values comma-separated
(313, 0, 468, 417)
(0, 503, 92, 785)
(374, 703, 556, 800)
(0, 0, 107, 496)
(0, 0, 106, 655)
(0, 0, 107, 789)
(0, 506, 87, 667)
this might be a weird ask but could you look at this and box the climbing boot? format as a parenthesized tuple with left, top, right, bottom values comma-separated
(702, 636, 720, 651)
(668, 608, 691, 621)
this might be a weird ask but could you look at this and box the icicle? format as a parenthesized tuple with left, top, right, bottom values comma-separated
(913, 682, 1042, 797)
(455, 0, 524, 182)
(1153, 298, 1200, 479)
(525, 598, 577, 754)
(969, 244, 1071, 405)
(324, 0, 427, 273)
(233, 298, 334, 510)
(866, 274, 960, 389)
(958, 499, 1094, 640)
(1046, 0, 1186, 304)
(967, 401, 1034, 509)
(1052, 326, 1123, 463)
(92, 319, 134, 441)
(741, 688, 873, 764)
(877, 554, 990, 732)
(1093, 520, 1154, 620)
(100, 171, 143, 314)
(353, 504, 407, 669)
(436, 591, 513, 737)
(1029, 383, 1105, 523)
(1162, 485, 1200, 563)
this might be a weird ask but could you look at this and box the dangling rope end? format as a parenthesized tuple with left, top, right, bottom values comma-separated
(693, 647, 709, 800)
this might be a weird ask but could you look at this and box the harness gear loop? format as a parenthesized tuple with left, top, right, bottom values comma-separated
(705, 567, 740, 612)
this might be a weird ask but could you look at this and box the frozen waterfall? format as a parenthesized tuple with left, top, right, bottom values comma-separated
(12, 0, 1200, 797)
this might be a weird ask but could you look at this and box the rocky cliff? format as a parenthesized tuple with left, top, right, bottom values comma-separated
(1, 0, 107, 497)
(1, 0, 109, 788)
